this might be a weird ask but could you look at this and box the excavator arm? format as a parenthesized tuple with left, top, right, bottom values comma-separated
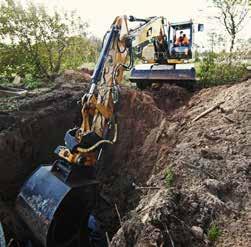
(55, 16, 133, 167)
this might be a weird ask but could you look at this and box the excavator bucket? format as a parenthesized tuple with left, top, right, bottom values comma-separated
(129, 64, 196, 89)
(16, 162, 98, 247)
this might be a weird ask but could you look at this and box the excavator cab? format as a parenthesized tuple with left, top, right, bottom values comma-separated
(169, 21, 193, 59)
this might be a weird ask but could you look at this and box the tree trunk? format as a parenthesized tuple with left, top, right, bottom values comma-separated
(230, 34, 235, 53)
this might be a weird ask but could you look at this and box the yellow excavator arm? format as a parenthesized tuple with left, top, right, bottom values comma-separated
(55, 16, 133, 166)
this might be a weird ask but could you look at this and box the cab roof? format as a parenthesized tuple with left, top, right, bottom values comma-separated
(170, 20, 193, 30)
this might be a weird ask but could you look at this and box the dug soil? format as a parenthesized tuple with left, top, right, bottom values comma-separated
(0, 77, 250, 246)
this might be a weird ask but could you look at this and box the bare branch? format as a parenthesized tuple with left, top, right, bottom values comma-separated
(115, 204, 123, 227)
(164, 224, 175, 247)
(105, 232, 112, 247)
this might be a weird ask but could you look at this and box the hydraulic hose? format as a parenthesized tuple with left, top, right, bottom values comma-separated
(77, 123, 118, 153)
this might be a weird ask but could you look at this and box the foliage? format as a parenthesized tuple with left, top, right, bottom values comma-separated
(23, 74, 42, 89)
(210, 0, 249, 52)
(198, 52, 247, 86)
(207, 224, 221, 241)
(0, 0, 100, 81)
(0, 76, 9, 85)
(0, 42, 34, 78)
(62, 36, 101, 70)
(164, 168, 174, 187)
(194, 50, 201, 62)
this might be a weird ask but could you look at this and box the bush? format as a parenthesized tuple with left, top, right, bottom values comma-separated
(198, 52, 247, 87)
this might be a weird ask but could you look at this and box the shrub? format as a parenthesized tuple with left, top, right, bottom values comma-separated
(198, 52, 247, 87)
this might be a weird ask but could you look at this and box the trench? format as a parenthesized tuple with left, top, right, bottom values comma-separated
(0, 85, 190, 246)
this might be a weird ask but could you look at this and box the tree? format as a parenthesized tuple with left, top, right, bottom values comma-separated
(62, 35, 101, 70)
(208, 32, 218, 52)
(0, 0, 88, 79)
(207, 32, 226, 52)
(211, 0, 249, 52)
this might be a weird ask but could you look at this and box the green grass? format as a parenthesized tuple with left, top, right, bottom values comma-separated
(207, 224, 221, 241)
(164, 168, 174, 187)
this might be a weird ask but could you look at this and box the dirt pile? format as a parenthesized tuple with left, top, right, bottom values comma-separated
(0, 79, 250, 246)
(54, 68, 93, 85)
(95, 86, 191, 236)
(110, 80, 250, 247)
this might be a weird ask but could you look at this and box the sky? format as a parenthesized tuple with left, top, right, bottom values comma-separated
(20, 0, 250, 50)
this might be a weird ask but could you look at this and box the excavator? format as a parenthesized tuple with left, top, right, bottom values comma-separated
(14, 16, 203, 247)
(128, 16, 204, 89)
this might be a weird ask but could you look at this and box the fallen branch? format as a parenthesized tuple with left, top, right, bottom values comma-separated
(135, 186, 161, 190)
(115, 203, 122, 227)
(164, 224, 175, 247)
(0, 85, 27, 97)
(132, 182, 161, 190)
(105, 232, 111, 247)
(223, 115, 235, 123)
(192, 101, 225, 123)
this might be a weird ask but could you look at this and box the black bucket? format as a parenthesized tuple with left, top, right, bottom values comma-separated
(16, 165, 98, 247)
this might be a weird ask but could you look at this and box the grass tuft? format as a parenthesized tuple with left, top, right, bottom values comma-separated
(207, 224, 221, 241)
(164, 168, 174, 187)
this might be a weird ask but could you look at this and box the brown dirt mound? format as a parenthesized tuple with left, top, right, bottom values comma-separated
(110, 80, 250, 247)
(0, 80, 250, 246)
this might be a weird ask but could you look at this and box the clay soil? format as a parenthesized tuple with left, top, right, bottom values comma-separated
(0, 76, 250, 246)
